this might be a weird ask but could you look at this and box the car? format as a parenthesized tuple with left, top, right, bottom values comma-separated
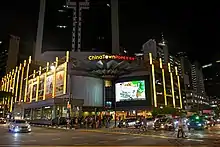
(205, 117, 215, 127)
(0, 118, 6, 124)
(154, 118, 175, 131)
(118, 118, 137, 128)
(8, 119, 31, 133)
(134, 118, 155, 129)
(187, 120, 207, 130)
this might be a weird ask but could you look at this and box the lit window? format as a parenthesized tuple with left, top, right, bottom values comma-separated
(105, 80, 112, 87)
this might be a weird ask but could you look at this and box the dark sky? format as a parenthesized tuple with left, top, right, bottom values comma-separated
(0, 0, 219, 65)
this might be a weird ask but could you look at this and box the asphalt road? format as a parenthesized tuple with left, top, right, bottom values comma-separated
(0, 124, 219, 147)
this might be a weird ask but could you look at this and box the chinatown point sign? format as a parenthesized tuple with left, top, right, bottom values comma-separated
(88, 54, 135, 61)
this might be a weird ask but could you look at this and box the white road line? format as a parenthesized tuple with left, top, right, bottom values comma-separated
(52, 138, 60, 140)
(117, 138, 127, 141)
(98, 140, 108, 143)
(133, 136, 143, 139)
(72, 136, 82, 139)
(28, 140, 37, 142)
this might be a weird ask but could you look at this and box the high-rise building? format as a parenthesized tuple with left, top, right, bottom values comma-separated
(0, 35, 20, 78)
(191, 62, 206, 94)
(176, 52, 209, 110)
(35, 0, 112, 60)
(202, 60, 220, 108)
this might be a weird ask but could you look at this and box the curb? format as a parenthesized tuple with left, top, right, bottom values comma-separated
(31, 124, 76, 130)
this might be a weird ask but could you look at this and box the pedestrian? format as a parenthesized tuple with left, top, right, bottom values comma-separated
(177, 117, 185, 138)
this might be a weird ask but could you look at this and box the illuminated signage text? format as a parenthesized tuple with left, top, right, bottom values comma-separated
(88, 54, 135, 61)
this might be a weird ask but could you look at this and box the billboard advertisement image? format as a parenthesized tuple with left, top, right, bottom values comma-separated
(38, 75, 45, 101)
(55, 70, 64, 96)
(45, 74, 53, 99)
(115, 80, 146, 102)
(32, 80, 37, 102)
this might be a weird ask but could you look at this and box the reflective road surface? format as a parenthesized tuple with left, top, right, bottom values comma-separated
(0, 124, 219, 146)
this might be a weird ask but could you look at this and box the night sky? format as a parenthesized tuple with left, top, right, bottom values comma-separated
(0, 0, 219, 65)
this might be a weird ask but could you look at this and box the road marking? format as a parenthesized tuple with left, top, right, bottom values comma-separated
(52, 138, 60, 140)
(72, 136, 82, 139)
(98, 140, 108, 143)
(133, 136, 143, 139)
(117, 138, 127, 141)
(28, 140, 37, 142)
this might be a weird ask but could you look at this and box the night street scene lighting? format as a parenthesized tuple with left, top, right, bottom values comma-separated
(0, 0, 219, 146)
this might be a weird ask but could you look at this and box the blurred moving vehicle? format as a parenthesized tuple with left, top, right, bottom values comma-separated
(205, 117, 215, 127)
(8, 119, 31, 133)
(135, 118, 155, 129)
(118, 118, 137, 128)
(154, 118, 175, 131)
(0, 118, 6, 124)
(187, 119, 207, 130)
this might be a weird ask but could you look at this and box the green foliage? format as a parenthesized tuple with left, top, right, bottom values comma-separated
(152, 106, 185, 117)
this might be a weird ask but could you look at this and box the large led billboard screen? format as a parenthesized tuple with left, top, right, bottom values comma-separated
(115, 80, 146, 102)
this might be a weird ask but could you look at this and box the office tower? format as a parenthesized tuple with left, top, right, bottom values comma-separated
(0, 35, 20, 78)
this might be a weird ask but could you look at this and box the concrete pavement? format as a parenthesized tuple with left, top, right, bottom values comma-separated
(0, 124, 216, 146)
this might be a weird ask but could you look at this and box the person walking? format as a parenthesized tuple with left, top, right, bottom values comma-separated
(177, 117, 185, 138)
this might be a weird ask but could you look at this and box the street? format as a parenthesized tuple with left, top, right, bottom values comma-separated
(0, 124, 219, 146)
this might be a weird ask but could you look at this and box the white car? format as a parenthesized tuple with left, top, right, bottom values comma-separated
(8, 119, 31, 133)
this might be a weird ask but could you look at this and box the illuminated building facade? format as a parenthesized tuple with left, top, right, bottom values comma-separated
(0, 50, 184, 123)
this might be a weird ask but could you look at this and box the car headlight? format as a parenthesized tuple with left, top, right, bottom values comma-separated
(197, 123, 202, 126)
(27, 125, 31, 128)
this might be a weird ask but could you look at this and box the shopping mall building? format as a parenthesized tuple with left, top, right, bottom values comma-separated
(1, 51, 184, 123)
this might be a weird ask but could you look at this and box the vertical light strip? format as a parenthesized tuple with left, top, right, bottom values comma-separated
(7, 73, 11, 108)
(160, 58, 167, 106)
(15, 64, 22, 102)
(52, 57, 58, 98)
(43, 62, 49, 100)
(63, 51, 69, 94)
(177, 75, 182, 109)
(1, 78, 4, 91)
(175, 67, 182, 109)
(10, 67, 17, 112)
(9, 70, 15, 112)
(3, 76, 7, 91)
(170, 72, 176, 108)
(24, 56, 31, 102)
(6, 74, 10, 92)
(162, 69, 167, 106)
(159, 58, 162, 68)
(19, 60, 26, 102)
(149, 53, 152, 65)
(30, 70, 36, 102)
(152, 64, 157, 107)
(12, 67, 18, 94)
(36, 67, 41, 102)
